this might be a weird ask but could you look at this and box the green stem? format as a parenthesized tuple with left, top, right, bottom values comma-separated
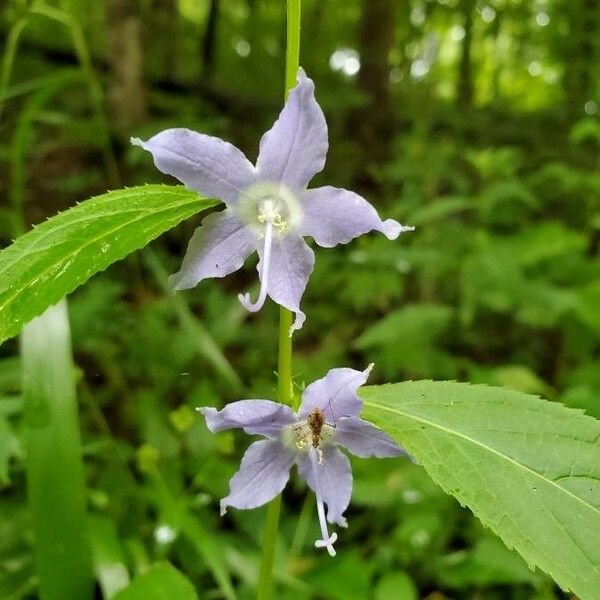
(0, 15, 29, 124)
(285, 0, 302, 101)
(256, 3, 301, 598)
(256, 494, 282, 600)
(278, 306, 294, 407)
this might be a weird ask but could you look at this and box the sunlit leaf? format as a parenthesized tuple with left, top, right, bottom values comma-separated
(0, 185, 219, 344)
(113, 562, 197, 600)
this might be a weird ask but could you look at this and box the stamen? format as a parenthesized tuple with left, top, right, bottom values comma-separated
(310, 448, 337, 557)
(238, 220, 274, 312)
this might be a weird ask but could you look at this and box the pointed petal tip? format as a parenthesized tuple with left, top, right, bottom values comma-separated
(197, 406, 224, 434)
(288, 309, 306, 336)
(297, 66, 307, 81)
(364, 363, 374, 378)
(130, 136, 145, 148)
(336, 516, 348, 529)
(168, 271, 199, 292)
(381, 219, 415, 240)
(167, 272, 184, 291)
(219, 499, 228, 517)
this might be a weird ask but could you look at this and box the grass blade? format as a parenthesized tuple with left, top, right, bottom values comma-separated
(21, 299, 93, 600)
(143, 249, 243, 392)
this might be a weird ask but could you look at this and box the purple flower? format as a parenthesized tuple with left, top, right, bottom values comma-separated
(132, 69, 413, 331)
(197, 365, 408, 556)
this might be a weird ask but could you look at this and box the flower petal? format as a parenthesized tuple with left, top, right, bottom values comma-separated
(198, 400, 295, 437)
(220, 440, 295, 514)
(299, 365, 373, 422)
(300, 186, 414, 248)
(297, 446, 352, 526)
(132, 128, 256, 206)
(169, 209, 257, 290)
(258, 233, 315, 331)
(256, 68, 328, 191)
(335, 416, 409, 458)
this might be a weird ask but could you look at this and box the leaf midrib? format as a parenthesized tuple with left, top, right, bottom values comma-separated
(0, 188, 201, 275)
(365, 398, 600, 582)
(364, 398, 600, 519)
(0, 197, 209, 313)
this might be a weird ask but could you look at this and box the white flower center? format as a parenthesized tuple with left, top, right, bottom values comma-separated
(284, 419, 336, 455)
(237, 182, 303, 315)
(238, 182, 302, 237)
(282, 415, 339, 557)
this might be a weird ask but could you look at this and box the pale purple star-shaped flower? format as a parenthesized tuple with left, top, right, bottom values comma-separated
(132, 69, 413, 332)
(197, 365, 408, 556)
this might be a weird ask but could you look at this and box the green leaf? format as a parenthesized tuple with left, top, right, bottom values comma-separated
(143, 249, 242, 391)
(361, 381, 600, 600)
(0, 185, 219, 344)
(89, 515, 130, 599)
(148, 471, 237, 600)
(355, 304, 455, 379)
(374, 571, 417, 600)
(113, 562, 198, 600)
(308, 550, 372, 600)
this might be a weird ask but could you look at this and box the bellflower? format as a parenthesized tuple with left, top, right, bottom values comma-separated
(197, 365, 408, 556)
(132, 69, 413, 331)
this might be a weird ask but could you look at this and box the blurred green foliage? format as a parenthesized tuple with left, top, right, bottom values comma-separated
(0, 0, 598, 598)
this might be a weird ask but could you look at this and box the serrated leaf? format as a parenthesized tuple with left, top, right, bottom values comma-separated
(113, 562, 197, 600)
(361, 381, 600, 600)
(0, 185, 219, 344)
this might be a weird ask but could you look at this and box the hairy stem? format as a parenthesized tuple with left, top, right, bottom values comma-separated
(256, 2, 301, 598)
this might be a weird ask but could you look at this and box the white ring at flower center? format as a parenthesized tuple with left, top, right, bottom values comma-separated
(238, 182, 302, 236)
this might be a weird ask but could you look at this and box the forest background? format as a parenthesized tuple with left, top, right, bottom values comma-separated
(0, 0, 599, 598)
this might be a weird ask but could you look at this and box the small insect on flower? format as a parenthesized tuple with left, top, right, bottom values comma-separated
(197, 365, 409, 557)
(307, 406, 326, 450)
(132, 69, 413, 333)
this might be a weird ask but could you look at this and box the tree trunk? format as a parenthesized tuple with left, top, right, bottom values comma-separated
(202, 0, 220, 80)
(457, 0, 475, 108)
(106, 0, 147, 134)
(354, 0, 396, 169)
(152, 0, 179, 79)
(490, 9, 502, 103)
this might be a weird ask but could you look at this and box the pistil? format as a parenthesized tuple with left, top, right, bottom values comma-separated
(238, 219, 274, 312)
(310, 448, 337, 557)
